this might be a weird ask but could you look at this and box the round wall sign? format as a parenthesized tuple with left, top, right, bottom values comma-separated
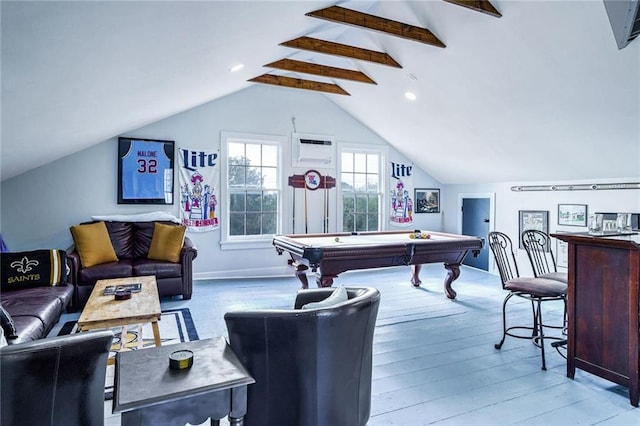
(304, 170, 322, 190)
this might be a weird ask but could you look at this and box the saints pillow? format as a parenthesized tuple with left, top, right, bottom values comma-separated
(1, 249, 68, 290)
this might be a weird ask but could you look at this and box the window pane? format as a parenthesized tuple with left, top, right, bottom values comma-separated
(343, 212, 354, 232)
(341, 152, 353, 172)
(262, 167, 277, 189)
(341, 173, 354, 191)
(366, 175, 378, 192)
(341, 150, 382, 233)
(245, 213, 261, 235)
(368, 195, 379, 213)
(246, 167, 262, 187)
(226, 138, 281, 238)
(343, 195, 354, 213)
(229, 193, 245, 211)
(263, 192, 278, 211)
(367, 214, 378, 231)
(367, 155, 378, 173)
(245, 144, 261, 166)
(355, 194, 368, 213)
(354, 153, 366, 171)
(228, 143, 245, 161)
(262, 212, 277, 234)
(354, 174, 366, 192)
(262, 145, 278, 167)
(229, 213, 245, 235)
(246, 192, 261, 211)
(228, 165, 245, 187)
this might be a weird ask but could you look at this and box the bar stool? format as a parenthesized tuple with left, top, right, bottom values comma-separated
(488, 231, 567, 370)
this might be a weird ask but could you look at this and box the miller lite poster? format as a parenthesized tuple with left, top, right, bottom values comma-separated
(179, 147, 220, 232)
(389, 161, 414, 227)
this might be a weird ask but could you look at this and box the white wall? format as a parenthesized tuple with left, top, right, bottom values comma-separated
(1, 85, 442, 279)
(442, 179, 640, 276)
(8, 84, 634, 281)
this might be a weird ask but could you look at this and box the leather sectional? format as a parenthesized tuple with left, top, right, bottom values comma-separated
(1, 283, 73, 344)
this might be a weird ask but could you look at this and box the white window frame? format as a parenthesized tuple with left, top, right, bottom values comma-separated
(337, 143, 388, 232)
(220, 131, 285, 250)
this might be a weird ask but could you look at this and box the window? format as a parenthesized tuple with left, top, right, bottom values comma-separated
(222, 133, 282, 246)
(340, 150, 383, 232)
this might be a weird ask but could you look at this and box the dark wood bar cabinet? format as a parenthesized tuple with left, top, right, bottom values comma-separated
(553, 232, 639, 407)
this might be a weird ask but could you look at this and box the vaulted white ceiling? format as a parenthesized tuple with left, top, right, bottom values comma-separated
(2, 1, 639, 183)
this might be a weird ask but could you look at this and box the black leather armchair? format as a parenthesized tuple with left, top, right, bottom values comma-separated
(1, 330, 113, 426)
(224, 286, 380, 426)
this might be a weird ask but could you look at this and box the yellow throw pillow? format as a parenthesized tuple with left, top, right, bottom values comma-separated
(70, 221, 118, 268)
(148, 223, 186, 263)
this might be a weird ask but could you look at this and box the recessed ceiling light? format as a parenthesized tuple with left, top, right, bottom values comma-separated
(404, 91, 417, 101)
(229, 63, 244, 73)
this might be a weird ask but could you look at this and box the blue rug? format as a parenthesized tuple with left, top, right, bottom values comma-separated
(58, 308, 198, 399)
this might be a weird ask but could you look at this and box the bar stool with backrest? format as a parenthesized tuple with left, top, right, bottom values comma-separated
(487, 231, 567, 370)
(521, 229, 568, 283)
(521, 229, 569, 355)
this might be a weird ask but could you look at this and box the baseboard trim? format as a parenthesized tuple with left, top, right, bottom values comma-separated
(193, 265, 295, 281)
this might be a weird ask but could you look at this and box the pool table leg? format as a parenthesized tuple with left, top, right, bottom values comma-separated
(295, 264, 309, 289)
(316, 275, 336, 288)
(443, 263, 461, 299)
(410, 264, 422, 287)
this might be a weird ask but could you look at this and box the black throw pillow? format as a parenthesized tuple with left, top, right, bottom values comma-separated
(1, 249, 68, 290)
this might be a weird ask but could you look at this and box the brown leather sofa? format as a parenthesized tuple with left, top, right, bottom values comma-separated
(1, 248, 73, 344)
(66, 220, 197, 309)
(224, 286, 380, 426)
(1, 284, 73, 344)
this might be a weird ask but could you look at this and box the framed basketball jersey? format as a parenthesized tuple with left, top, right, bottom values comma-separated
(117, 137, 175, 204)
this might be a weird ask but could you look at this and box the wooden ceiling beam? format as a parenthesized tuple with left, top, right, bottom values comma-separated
(280, 37, 402, 68)
(264, 59, 376, 84)
(306, 5, 445, 48)
(443, 0, 502, 18)
(248, 74, 350, 96)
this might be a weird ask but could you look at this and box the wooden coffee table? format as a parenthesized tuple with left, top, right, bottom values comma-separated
(77, 276, 162, 363)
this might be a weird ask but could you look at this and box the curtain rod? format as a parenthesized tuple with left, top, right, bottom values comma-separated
(511, 182, 640, 192)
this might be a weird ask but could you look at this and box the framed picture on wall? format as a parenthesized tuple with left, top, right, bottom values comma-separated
(558, 204, 588, 226)
(415, 188, 440, 213)
(518, 210, 549, 249)
(117, 137, 175, 204)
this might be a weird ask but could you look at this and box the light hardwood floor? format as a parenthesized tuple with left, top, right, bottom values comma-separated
(50, 264, 638, 425)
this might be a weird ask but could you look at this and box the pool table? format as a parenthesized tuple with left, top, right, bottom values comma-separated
(272, 230, 483, 299)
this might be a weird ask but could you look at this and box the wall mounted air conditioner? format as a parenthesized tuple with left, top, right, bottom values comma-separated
(604, 0, 640, 49)
(292, 132, 336, 167)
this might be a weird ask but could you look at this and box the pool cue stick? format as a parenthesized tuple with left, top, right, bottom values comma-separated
(323, 186, 327, 233)
(304, 180, 308, 234)
(326, 189, 330, 233)
(323, 188, 329, 233)
(292, 186, 296, 233)
(324, 179, 328, 233)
